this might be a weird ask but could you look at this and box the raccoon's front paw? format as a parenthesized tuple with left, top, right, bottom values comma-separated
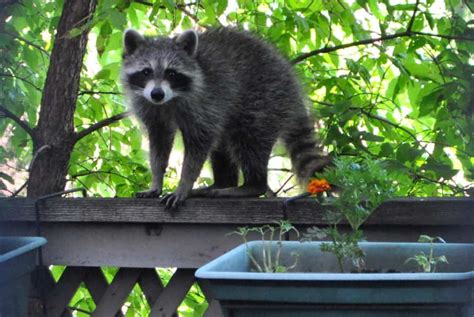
(135, 189, 162, 198)
(160, 191, 188, 210)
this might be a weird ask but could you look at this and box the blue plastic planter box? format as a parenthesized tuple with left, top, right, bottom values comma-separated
(196, 241, 474, 317)
(0, 236, 47, 317)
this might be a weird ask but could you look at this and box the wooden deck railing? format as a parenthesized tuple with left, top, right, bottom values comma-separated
(1, 197, 473, 316)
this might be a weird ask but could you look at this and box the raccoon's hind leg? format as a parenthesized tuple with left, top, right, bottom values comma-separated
(190, 147, 239, 197)
(197, 143, 272, 198)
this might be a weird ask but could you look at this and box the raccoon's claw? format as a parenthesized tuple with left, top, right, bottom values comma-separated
(160, 192, 187, 210)
(135, 189, 162, 198)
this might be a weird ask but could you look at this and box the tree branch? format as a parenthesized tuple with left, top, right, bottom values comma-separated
(406, 0, 420, 33)
(11, 144, 52, 197)
(3, 30, 50, 56)
(134, 0, 199, 8)
(411, 31, 474, 41)
(292, 31, 474, 64)
(69, 169, 141, 186)
(359, 108, 418, 142)
(73, 111, 131, 143)
(78, 90, 122, 96)
(292, 32, 408, 64)
(268, 168, 293, 172)
(177, 5, 200, 24)
(291, 0, 474, 65)
(313, 100, 434, 159)
(68, 306, 91, 315)
(0, 105, 35, 139)
(133, 0, 200, 24)
(275, 174, 294, 196)
(411, 172, 463, 193)
(0, 73, 42, 91)
(359, 108, 439, 163)
(464, 0, 473, 12)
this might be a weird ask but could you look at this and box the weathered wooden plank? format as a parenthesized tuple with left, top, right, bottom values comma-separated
(83, 267, 108, 303)
(139, 269, 164, 307)
(288, 197, 474, 225)
(46, 267, 87, 317)
(0, 198, 285, 224)
(149, 269, 196, 317)
(1, 222, 472, 268)
(84, 267, 124, 317)
(92, 268, 141, 317)
(204, 300, 223, 317)
(1, 197, 473, 225)
(0, 223, 245, 268)
(28, 266, 60, 317)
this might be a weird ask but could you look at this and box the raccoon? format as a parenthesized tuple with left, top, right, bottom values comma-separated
(121, 28, 330, 210)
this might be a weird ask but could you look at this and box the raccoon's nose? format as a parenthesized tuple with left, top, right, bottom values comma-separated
(151, 87, 165, 101)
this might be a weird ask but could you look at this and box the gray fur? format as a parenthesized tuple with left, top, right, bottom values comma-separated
(121, 28, 330, 209)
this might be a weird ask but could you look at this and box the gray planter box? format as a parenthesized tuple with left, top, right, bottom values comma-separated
(196, 241, 474, 317)
(0, 236, 47, 317)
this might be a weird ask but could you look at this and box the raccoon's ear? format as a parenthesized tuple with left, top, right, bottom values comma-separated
(123, 29, 144, 55)
(175, 29, 198, 57)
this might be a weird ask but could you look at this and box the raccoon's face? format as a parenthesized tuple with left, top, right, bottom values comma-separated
(121, 29, 200, 105)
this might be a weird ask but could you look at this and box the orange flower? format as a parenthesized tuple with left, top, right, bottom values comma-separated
(307, 178, 331, 195)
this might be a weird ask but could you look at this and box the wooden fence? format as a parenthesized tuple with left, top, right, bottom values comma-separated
(1, 197, 473, 316)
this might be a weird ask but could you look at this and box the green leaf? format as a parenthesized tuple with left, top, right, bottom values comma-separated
(128, 7, 139, 26)
(216, 0, 228, 16)
(418, 235, 433, 243)
(379, 143, 394, 156)
(162, 0, 176, 11)
(396, 143, 422, 163)
(403, 58, 443, 83)
(423, 160, 458, 179)
(355, 131, 385, 142)
(109, 11, 127, 29)
(356, 0, 367, 9)
(424, 12, 435, 30)
(95, 69, 111, 80)
(367, 0, 383, 20)
(419, 86, 444, 118)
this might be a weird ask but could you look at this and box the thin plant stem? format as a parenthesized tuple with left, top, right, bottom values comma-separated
(261, 228, 269, 272)
(332, 223, 345, 273)
(243, 236, 263, 272)
(267, 228, 272, 271)
(275, 229, 284, 269)
(429, 240, 434, 273)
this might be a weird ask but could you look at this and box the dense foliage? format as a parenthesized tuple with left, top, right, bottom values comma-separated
(0, 0, 473, 315)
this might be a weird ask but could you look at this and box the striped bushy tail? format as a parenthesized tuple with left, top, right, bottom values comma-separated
(283, 116, 331, 184)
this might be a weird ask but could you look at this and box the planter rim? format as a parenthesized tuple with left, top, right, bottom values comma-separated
(195, 241, 474, 282)
(0, 236, 47, 263)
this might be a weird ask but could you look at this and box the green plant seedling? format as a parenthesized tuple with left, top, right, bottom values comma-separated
(230, 220, 299, 273)
(405, 235, 449, 273)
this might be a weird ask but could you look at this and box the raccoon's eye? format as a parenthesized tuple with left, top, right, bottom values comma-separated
(141, 68, 153, 76)
(165, 69, 177, 78)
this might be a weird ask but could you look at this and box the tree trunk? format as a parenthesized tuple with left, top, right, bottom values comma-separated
(27, 0, 97, 197)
